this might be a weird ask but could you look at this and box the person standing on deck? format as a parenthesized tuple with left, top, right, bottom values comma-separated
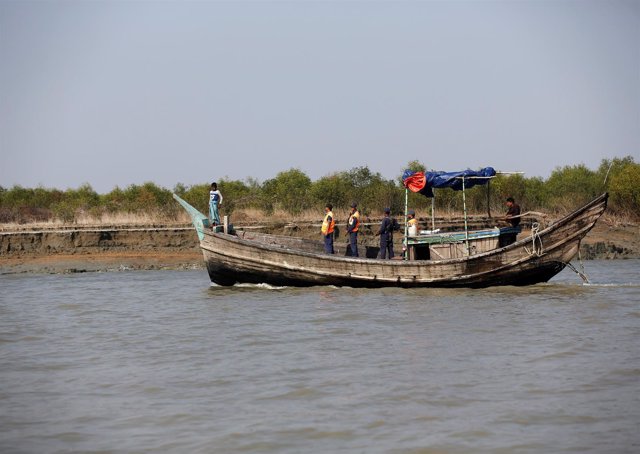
(407, 209, 419, 237)
(347, 202, 360, 257)
(376, 207, 394, 259)
(321, 204, 335, 254)
(209, 182, 223, 226)
(505, 197, 521, 227)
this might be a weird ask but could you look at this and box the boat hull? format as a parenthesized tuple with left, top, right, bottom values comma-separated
(198, 193, 607, 288)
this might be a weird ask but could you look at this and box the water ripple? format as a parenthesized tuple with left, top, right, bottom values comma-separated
(0, 262, 639, 453)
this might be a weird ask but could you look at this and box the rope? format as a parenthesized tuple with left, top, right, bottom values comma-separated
(518, 215, 590, 284)
(577, 248, 590, 283)
(554, 246, 590, 284)
(564, 261, 591, 284)
(524, 222, 544, 256)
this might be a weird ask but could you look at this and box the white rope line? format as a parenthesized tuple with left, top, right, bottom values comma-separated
(524, 222, 544, 256)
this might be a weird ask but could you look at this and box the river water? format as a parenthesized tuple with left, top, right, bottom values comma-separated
(1, 260, 639, 453)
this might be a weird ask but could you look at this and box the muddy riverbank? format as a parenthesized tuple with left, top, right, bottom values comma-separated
(0, 220, 638, 275)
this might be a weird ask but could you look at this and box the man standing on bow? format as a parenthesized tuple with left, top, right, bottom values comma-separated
(209, 182, 223, 227)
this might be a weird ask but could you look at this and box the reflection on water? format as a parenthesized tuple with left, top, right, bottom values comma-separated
(0, 260, 639, 453)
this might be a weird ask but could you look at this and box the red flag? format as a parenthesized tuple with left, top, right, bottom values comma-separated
(403, 172, 426, 193)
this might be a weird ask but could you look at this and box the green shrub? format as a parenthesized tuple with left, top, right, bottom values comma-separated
(1, 156, 637, 223)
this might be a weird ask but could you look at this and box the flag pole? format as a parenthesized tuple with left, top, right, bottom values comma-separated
(404, 187, 408, 260)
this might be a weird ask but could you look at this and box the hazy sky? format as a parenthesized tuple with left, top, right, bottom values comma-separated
(1, 0, 638, 193)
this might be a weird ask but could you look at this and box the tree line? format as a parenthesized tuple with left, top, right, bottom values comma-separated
(1, 156, 638, 224)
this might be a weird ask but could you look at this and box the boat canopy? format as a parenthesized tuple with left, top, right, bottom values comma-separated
(402, 167, 496, 198)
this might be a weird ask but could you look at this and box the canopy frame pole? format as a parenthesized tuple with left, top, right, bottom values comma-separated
(487, 180, 492, 219)
(462, 177, 470, 255)
(431, 190, 436, 231)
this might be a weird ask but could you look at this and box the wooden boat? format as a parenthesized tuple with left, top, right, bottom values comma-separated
(173, 192, 608, 288)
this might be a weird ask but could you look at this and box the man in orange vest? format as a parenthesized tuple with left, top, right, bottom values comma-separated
(321, 204, 335, 254)
(347, 202, 360, 257)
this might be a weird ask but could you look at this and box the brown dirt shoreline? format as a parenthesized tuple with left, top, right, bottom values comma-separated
(0, 227, 204, 275)
(0, 221, 638, 275)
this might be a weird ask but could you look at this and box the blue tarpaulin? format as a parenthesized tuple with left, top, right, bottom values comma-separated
(402, 167, 496, 198)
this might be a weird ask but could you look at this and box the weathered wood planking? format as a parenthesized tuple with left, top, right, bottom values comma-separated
(192, 193, 608, 288)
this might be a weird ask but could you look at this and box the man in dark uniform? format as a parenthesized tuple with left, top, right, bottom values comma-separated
(376, 207, 395, 259)
(505, 197, 521, 227)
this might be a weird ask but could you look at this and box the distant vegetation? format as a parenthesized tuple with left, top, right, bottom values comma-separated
(1, 156, 638, 224)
